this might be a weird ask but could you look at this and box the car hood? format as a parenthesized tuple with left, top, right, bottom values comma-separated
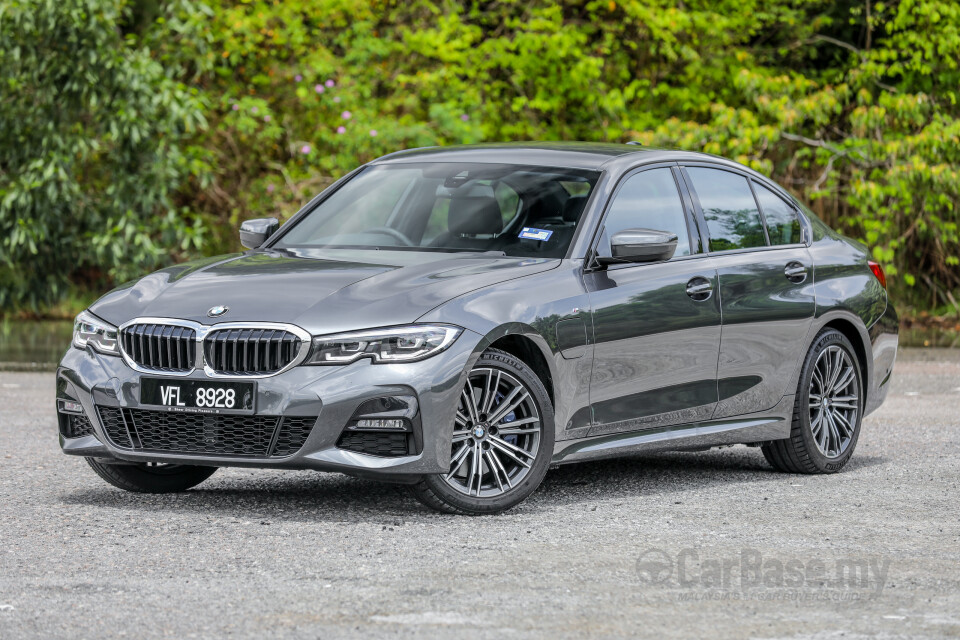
(90, 249, 559, 335)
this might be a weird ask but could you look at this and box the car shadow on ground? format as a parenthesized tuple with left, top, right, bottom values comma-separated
(61, 448, 887, 522)
(532, 448, 887, 508)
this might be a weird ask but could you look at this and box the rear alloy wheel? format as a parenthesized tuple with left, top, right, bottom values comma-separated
(762, 329, 863, 473)
(86, 458, 218, 493)
(409, 348, 554, 514)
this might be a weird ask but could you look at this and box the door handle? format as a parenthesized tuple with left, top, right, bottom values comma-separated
(784, 262, 808, 283)
(685, 277, 713, 301)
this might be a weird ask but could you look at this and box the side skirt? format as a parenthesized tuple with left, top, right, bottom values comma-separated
(551, 395, 794, 465)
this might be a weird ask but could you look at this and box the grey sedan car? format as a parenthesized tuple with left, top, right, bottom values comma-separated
(57, 143, 898, 514)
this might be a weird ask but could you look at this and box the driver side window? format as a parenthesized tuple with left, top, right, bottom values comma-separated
(603, 168, 694, 258)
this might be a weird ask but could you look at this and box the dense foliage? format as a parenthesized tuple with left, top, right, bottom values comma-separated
(1, 0, 958, 314)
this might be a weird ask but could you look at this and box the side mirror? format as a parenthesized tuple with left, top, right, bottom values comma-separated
(239, 218, 279, 249)
(602, 228, 678, 264)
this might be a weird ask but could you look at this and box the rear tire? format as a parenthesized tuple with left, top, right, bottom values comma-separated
(86, 458, 217, 493)
(408, 348, 555, 515)
(762, 328, 863, 474)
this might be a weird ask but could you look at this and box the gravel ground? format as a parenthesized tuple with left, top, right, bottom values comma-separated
(1, 348, 959, 639)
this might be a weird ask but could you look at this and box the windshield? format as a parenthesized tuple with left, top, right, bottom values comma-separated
(273, 162, 601, 258)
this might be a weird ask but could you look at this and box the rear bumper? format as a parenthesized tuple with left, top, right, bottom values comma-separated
(864, 300, 898, 416)
(56, 330, 482, 480)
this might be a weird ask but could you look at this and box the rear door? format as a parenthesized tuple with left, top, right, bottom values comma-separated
(681, 165, 815, 419)
(584, 164, 721, 436)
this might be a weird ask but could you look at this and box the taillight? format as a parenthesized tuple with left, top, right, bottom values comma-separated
(868, 261, 886, 289)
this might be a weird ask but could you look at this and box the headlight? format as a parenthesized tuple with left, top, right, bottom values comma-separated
(307, 325, 462, 365)
(73, 311, 120, 355)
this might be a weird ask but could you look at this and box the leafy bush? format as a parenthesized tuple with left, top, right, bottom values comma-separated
(0, 0, 209, 311)
(1, 0, 958, 313)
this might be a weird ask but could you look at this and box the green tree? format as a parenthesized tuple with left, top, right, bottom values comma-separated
(1, 0, 958, 314)
(0, 0, 209, 311)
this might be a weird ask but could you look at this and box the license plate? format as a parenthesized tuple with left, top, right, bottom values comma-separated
(139, 378, 255, 414)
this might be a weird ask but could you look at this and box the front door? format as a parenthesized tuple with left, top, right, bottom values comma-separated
(681, 166, 816, 418)
(585, 165, 721, 436)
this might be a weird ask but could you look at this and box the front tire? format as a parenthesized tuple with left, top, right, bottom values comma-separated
(762, 328, 864, 474)
(86, 458, 217, 493)
(408, 348, 555, 515)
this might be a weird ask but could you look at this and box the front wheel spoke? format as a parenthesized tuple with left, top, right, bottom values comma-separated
(830, 402, 858, 411)
(487, 385, 524, 424)
(499, 415, 539, 427)
(832, 367, 855, 394)
(810, 410, 824, 435)
(462, 388, 480, 424)
(498, 424, 540, 436)
(820, 412, 833, 451)
(497, 415, 540, 432)
(826, 352, 843, 393)
(813, 414, 829, 451)
(477, 369, 493, 415)
(825, 412, 842, 453)
(490, 390, 529, 426)
(451, 431, 471, 443)
(487, 449, 513, 489)
(484, 450, 504, 491)
(468, 444, 482, 495)
(490, 441, 530, 469)
(489, 436, 533, 465)
(832, 410, 854, 436)
(446, 443, 471, 478)
(812, 367, 824, 392)
(830, 395, 858, 410)
(480, 370, 500, 415)
(455, 411, 469, 427)
(815, 357, 830, 392)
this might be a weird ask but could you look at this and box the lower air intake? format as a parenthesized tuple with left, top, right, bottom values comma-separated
(59, 412, 94, 439)
(96, 407, 314, 457)
(337, 431, 413, 457)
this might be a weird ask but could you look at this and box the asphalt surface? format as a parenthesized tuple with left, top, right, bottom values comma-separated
(1, 348, 959, 639)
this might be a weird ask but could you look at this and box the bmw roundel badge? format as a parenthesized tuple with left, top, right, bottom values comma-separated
(207, 305, 229, 318)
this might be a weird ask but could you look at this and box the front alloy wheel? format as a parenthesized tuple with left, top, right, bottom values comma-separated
(409, 348, 554, 514)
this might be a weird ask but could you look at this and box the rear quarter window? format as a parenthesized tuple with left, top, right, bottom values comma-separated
(753, 182, 803, 245)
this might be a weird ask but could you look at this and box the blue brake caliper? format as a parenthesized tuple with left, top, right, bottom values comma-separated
(493, 390, 519, 446)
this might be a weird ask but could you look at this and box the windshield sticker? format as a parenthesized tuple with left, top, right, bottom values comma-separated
(518, 227, 553, 241)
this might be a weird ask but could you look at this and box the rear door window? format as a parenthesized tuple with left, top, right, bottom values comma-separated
(685, 167, 768, 252)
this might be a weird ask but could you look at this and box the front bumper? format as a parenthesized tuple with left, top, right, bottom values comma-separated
(56, 329, 482, 480)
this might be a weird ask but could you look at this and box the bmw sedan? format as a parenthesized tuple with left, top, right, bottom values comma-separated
(57, 143, 899, 514)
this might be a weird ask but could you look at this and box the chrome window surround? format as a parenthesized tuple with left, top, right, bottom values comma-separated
(117, 318, 313, 379)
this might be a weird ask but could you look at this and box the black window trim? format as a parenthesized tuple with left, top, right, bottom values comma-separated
(584, 161, 707, 272)
(678, 162, 810, 257)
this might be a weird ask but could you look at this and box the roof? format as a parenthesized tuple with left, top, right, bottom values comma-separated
(372, 141, 703, 171)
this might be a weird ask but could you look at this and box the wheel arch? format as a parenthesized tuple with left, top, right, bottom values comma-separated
(797, 311, 874, 407)
(822, 317, 869, 386)
(471, 323, 558, 408)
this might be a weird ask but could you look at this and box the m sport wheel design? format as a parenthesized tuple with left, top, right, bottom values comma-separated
(441, 366, 543, 497)
(763, 329, 863, 474)
(808, 344, 860, 459)
(409, 348, 554, 514)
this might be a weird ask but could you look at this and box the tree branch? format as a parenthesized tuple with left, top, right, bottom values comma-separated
(812, 34, 862, 56)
